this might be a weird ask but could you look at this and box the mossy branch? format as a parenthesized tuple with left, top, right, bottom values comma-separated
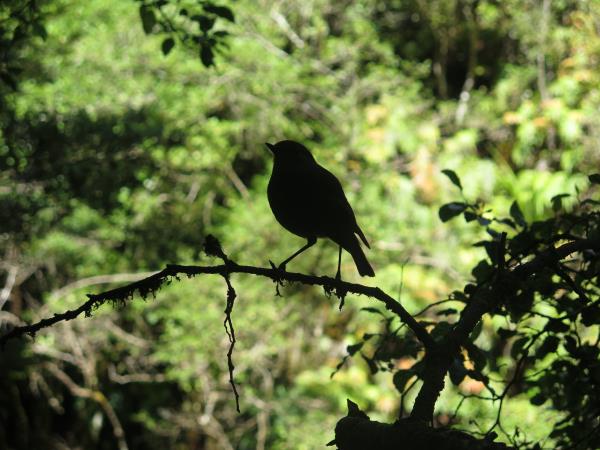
(0, 247, 432, 349)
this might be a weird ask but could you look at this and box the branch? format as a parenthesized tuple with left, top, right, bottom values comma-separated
(50, 271, 157, 301)
(0, 261, 434, 349)
(410, 238, 600, 421)
(0, 265, 18, 310)
(46, 363, 128, 450)
(452, 239, 599, 346)
(485, 330, 545, 436)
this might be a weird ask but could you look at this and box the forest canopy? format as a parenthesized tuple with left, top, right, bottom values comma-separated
(1, 0, 599, 449)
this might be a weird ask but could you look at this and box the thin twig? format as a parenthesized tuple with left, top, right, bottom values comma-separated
(50, 272, 157, 301)
(0, 266, 18, 310)
(485, 330, 545, 436)
(46, 363, 129, 450)
(222, 269, 240, 412)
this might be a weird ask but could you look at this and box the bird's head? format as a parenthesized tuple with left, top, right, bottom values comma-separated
(265, 140, 316, 166)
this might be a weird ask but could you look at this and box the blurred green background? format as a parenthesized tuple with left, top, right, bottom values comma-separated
(1, 0, 599, 448)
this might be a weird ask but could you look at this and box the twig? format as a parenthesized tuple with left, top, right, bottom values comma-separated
(107, 365, 167, 384)
(222, 268, 240, 412)
(270, 11, 305, 48)
(46, 363, 129, 450)
(50, 272, 157, 301)
(0, 265, 18, 310)
(485, 331, 545, 436)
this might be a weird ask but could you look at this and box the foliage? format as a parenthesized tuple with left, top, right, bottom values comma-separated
(135, 0, 234, 66)
(1, 0, 599, 449)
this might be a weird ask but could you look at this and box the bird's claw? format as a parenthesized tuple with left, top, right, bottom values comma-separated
(269, 260, 286, 297)
(269, 260, 287, 273)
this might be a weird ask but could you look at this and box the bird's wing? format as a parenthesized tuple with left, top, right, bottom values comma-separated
(313, 165, 370, 248)
(354, 223, 371, 249)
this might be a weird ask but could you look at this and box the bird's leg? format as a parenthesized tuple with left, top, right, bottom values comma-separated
(335, 246, 342, 280)
(278, 237, 317, 271)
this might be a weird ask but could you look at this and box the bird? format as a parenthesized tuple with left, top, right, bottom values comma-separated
(266, 140, 375, 278)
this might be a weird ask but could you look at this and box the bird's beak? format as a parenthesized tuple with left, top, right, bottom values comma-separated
(265, 142, 275, 154)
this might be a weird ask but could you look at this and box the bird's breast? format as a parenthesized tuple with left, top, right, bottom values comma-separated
(267, 168, 323, 238)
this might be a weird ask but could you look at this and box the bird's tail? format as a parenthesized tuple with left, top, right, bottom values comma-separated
(346, 237, 375, 277)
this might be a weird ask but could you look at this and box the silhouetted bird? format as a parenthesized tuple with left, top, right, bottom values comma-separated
(266, 140, 375, 278)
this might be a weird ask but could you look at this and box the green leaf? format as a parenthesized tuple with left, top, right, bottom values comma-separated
(204, 5, 235, 22)
(497, 218, 517, 229)
(436, 308, 457, 316)
(536, 335, 559, 358)
(481, 240, 500, 264)
(509, 201, 527, 227)
(581, 304, 600, 326)
(467, 369, 488, 384)
(472, 260, 493, 282)
(551, 193, 569, 212)
(441, 169, 463, 191)
(393, 369, 413, 393)
(530, 392, 546, 406)
(449, 359, 468, 385)
(581, 198, 600, 206)
(346, 342, 363, 356)
(360, 307, 384, 316)
(497, 328, 517, 340)
(439, 202, 467, 222)
(32, 23, 48, 40)
(544, 319, 569, 333)
(511, 336, 530, 359)
(588, 173, 600, 184)
(477, 216, 491, 226)
(139, 5, 156, 34)
(200, 44, 214, 67)
(464, 211, 477, 222)
(467, 345, 487, 372)
(196, 15, 216, 32)
(564, 336, 578, 356)
(161, 38, 175, 55)
(452, 290, 468, 302)
(361, 353, 378, 374)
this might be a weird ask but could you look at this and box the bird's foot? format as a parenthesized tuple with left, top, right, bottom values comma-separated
(333, 271, 347, 310)
(268, 260, 286, 297)
(269, 260, 287, 273)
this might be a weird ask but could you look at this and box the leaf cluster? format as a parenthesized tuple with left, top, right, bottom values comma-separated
(136, 0, 234, 66)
